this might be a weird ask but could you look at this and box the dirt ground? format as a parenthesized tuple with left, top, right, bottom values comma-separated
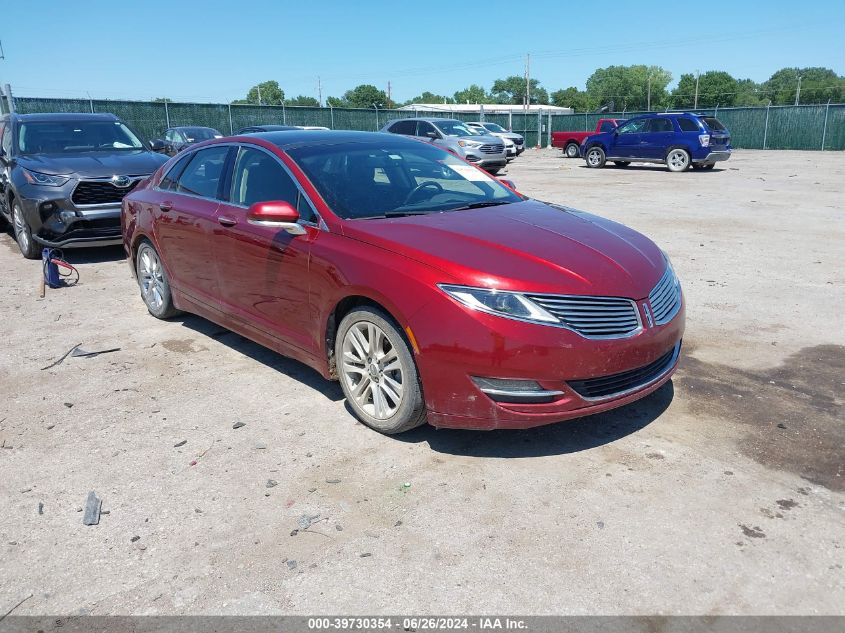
(1, 149, 843, 616)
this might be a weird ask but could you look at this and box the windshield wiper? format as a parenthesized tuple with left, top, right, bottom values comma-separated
(450, 201, 511, 211)
(383, 210, 436, 218)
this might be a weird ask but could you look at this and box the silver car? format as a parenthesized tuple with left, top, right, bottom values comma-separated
(466, 121, 525, 156)
(380, 118, 508, 174)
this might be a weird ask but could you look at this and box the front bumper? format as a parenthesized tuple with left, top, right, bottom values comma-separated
(410, 292, 685, 429)
(464, 154, 508, 170)
(19, 192, 123, 248)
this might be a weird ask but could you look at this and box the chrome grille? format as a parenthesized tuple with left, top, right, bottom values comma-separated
(480, 143, 504, 154)
(648, 266, 682, 325)
(525, 294, 641, 339)
(72, 178, 140, 206)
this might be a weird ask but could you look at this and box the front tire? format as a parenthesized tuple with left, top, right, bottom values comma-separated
(564, 142, 580, 158)
(336, 307, 426, 434)
(666, 148, 691, 172)
(12, 200, 40, 259)
(136, 240, 180, 319)
(585, 146, 606, 168)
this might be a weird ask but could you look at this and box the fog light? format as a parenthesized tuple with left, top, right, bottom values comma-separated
(471, 377, 564, 404)
(59, 210, 78, 224)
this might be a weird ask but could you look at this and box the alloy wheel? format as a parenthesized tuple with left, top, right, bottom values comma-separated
(341, 321, 405, 420)
(138, 246, 166, 312)
(13, 204, 30, 254)
(587, 149, 602, 167)
(667, 149, 689, 171)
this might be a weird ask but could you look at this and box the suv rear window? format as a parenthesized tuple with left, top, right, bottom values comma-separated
(677, 118, 700, 132)
(702, 117, 726, 132)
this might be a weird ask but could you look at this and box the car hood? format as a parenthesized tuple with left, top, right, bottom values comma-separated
(16, 150, 168, 178)
(342, 199, 666, 299)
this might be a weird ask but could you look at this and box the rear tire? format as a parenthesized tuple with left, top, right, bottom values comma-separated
(12, 200, 40, 259)
(613, 161, 631, 167)
(702, 163, 715, 170)
(666, 148, 691, 172)
(564, 142, 580, 158)
(135, 240, 180, 319)
(585, 146, 606, 168)
(336, 306, 426, 435)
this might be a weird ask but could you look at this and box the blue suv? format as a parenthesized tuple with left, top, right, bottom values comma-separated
(581, 112, 731, 172)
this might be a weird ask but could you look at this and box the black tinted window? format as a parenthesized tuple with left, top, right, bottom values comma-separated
(231, 147, 298, 207)
(176, 146, 229, 198)
(417, 121, 437, 137)
(389, 120, 417, 135)
(599, 121, 616, 132)
(647, 118, 673, 133)
(1, 124, 11, 155)
(677, 118, 700, 132)
(703, 117, 726, 131)
(159, 153, 193, 191)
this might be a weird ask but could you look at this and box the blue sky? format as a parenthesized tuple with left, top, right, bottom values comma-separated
(1, 0, 842, 103)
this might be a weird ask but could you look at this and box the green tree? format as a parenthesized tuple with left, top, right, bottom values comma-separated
(453, 84, 492, 104)
(671, 71, 739, 108)
(242, 80, 285, 105)
(325, 96, 346, 108)
(405, 91, 454, 105)
(343, 84, 389, 108)
(763, 67, 844, 104)
(550, 87, 591, 111)
(152, 97, 172, 103)
(585, 65, 672, 111)
(491, 76, 549, 105)
(285, 95, 320, 107)
(734, 79, 767, 107)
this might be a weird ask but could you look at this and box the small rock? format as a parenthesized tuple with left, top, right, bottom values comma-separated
(64, 402, 74, 408)
(307, 487, 317, 493)
(134, 542, 147, 551)
(326, 478, 341, 484)
(232, 422, 246, 429)
(173, 440, 187, 447)
(724, 471, 734, 475)
(46, 424, 55, 430)
(777, 423, 787, 429)
(402, 482, 411, 489)
(394, 520, 402, 527)
(195, 508, 202, 513)
(20, 487, 32, 494)
(101, 510, 110, 515)
(287, 559, 297, 569)
(335, 524, 343, 531)
(290, 529, 299, 536)
(8, 541, 17, 545)
(38, 502, 44, 515)
(306, 452, 313, 457)
(130, 535, 141, 542)
(256, 443, 267, 450)
(76, 507, 82, 512)
(266, 479, 278, 488)
(596, 521, 605, 529)
(360, 552, 372, 558)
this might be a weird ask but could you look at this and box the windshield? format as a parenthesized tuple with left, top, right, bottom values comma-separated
(436, 120, 480, 137)
(183, 127, 219, 141)
(18, 120, 144, 154)
(702, 117, 727, 132)
(483, 123, 507, 133)
(287, 140, 522, 220)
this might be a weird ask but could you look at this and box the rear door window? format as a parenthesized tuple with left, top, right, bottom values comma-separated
(677, 118, 700, 132)
(646, 118, 674, 133)
(389, 120, 417, 135)
(175, 146, 230, 199)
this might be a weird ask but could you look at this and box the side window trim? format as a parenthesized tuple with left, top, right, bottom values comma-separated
(227, 143, 327, 231)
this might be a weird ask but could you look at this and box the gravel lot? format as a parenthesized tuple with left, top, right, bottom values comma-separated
(1, 149, 843, 616)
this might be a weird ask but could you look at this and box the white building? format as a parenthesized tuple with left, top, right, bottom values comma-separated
(396, 103, 573, 114)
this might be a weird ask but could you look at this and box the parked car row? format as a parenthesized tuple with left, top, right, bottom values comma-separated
(1, 112, 684, 436)
(152, 124, 332, 157)
(553, 112, 732, 172)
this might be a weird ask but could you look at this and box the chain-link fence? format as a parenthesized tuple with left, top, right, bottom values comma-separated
(4, 95, 844, 151)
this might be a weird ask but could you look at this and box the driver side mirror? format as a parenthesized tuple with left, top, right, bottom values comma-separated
(425, 130, 438, 140)
(246, 200, 306, 235)
(149, 139, 166, 152)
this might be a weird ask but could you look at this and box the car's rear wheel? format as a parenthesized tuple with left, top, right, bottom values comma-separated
(12, 200, 40, 259)
(585, 146, 606, 168)
(613, 161, 631, 167)
(337, 307, 426, 434)
(666, 148, 691, 172)
(702, 163, 715, 170)
(136, 241, 180, 319)
(565, 142, 580, 158)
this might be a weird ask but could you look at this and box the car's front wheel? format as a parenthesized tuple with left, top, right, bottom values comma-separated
(565, 142, 580, 158)
(12, 200, 40, 259)
(666, 148, 691, 172)
(136, 240, 180, 319)
(337, 306, 426, 434)
(585, 146, 606, 168)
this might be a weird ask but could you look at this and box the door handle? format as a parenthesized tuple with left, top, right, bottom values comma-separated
(159, 201, 173, 212)
(218, 216, 237, 227)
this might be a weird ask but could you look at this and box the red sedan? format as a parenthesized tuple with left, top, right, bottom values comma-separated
(122, 131, 684, 433)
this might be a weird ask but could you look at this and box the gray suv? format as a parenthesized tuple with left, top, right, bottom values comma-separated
(466, 121, 524, 156)
(380, 118, 507, 174)
(0, 112, 168, 258)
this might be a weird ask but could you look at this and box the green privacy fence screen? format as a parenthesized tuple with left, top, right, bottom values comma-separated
(7, 96, 845, 150)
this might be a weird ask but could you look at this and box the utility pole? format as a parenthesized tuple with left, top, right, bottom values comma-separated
(257, 83, 262, 105)
(647, 74, 652, 111)
(694, 70, 700, 109)
(524, 53, 531, 112)
(387, 81, 392, 109)
(795, 74, 801, 106)
(317, 76, 322, 107)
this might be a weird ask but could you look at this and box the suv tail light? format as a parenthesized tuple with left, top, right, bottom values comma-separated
(699, 134, 711, 147)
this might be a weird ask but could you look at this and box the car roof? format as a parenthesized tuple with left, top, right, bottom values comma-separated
(172, 125, 218, 130)
(10, 112, 121, 122)
(236, 129, 419, 150)
(240, 124, 299, 131)
(396, 117, 462, 123)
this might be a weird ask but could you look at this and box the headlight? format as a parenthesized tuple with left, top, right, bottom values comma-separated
(437, 284, 558, 324)
(22, 168, 70, 187)
(458, 140, 483, 148)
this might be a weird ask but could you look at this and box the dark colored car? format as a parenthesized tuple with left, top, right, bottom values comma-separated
(154, 126, 222, 156)
(0, 112, 168, 258)
(582, 112, 732, 172)
(122, 131, 684, 434)
(237, 125, 300, 134)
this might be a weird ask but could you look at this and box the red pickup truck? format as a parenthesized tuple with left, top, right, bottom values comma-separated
(552, 118, 623, 158)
